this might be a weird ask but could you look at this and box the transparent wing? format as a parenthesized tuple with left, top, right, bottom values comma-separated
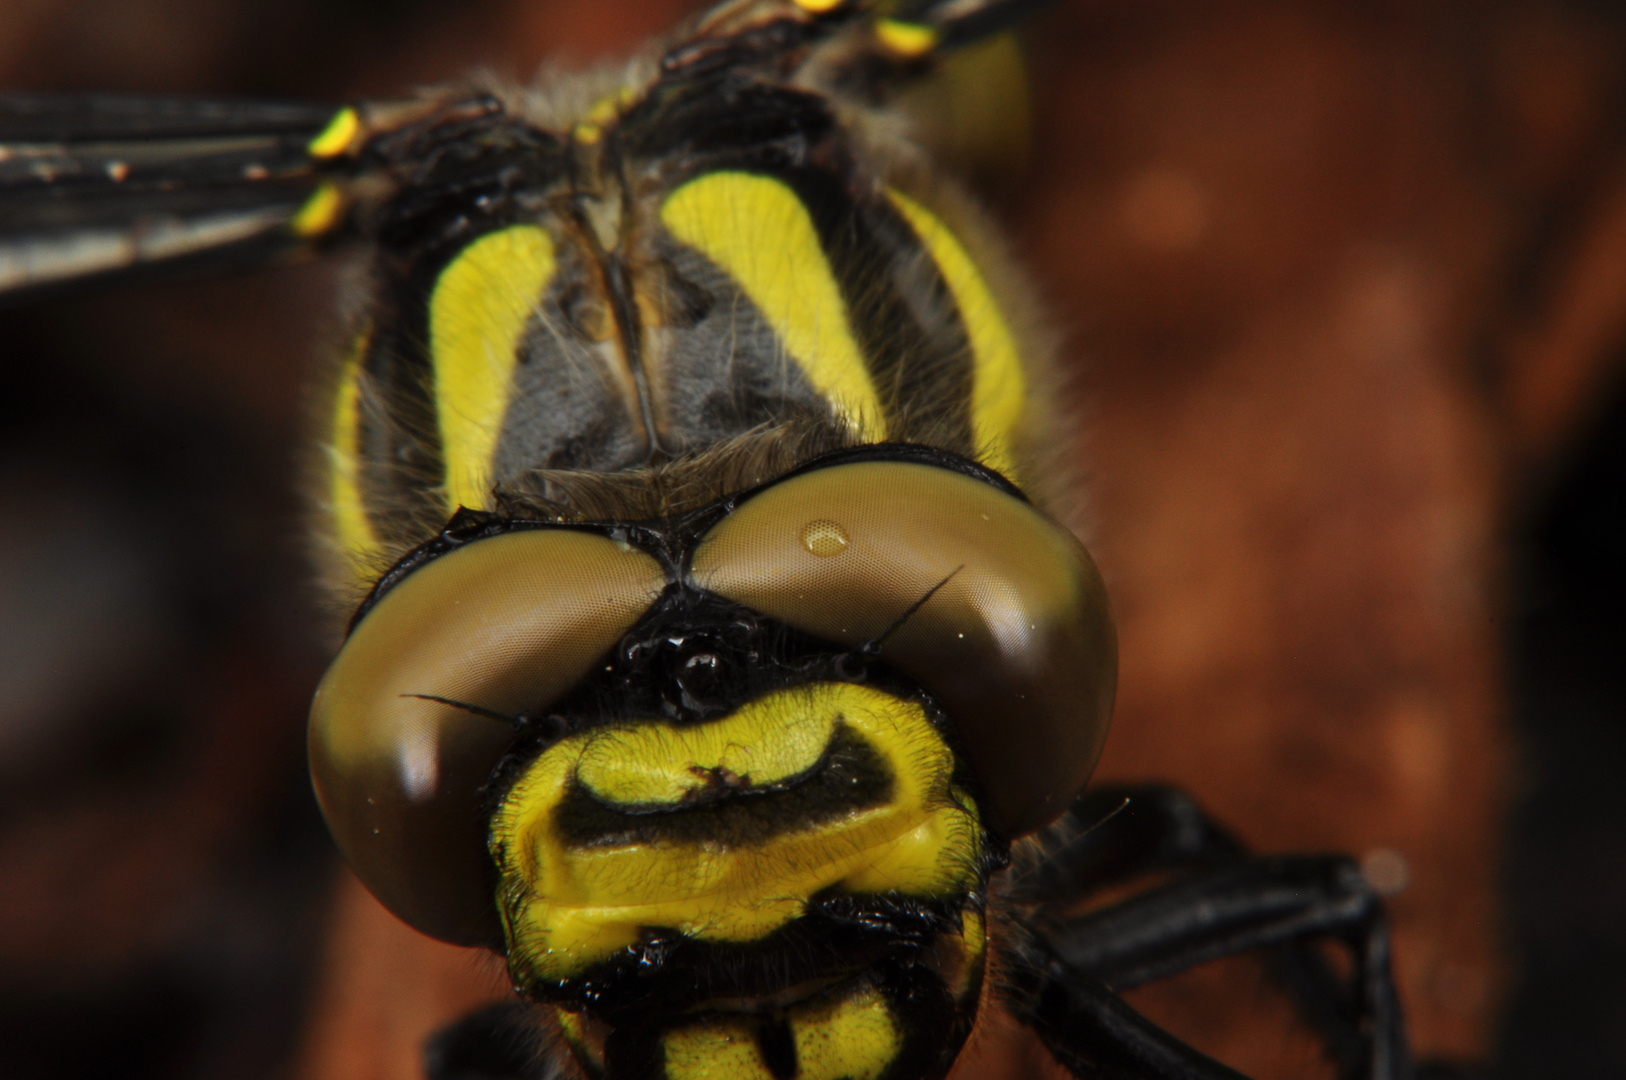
(0, 94, 344, 303)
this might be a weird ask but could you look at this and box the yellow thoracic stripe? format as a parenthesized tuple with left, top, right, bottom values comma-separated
(328, 328, 379, 582)
(885, 188, 1025, 479)
(660, 172, 886, 442)
(492, 683, 980, 984)
(428, 224, 556, 512)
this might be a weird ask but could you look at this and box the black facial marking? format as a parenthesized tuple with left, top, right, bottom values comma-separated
(757, 1016, 797, 1080)
(554, 724, 894, 849)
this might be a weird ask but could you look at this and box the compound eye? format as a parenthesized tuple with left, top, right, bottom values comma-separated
(691, 461, 1116, 837)
(308, 530, 665, 946)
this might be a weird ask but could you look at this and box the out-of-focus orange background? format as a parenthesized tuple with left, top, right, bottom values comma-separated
(2, 2, 1624, 1079)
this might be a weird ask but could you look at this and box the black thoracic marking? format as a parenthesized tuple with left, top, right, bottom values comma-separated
(352, 288, 449, 542)
(778, 164, 975, 452)
(617, 70, 836, 183)
(368, 98, 570, 262)
(552, 724, 895, 849)
(863, 195, 978, 439)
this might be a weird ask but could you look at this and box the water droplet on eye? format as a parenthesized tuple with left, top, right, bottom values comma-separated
(800, 519, 849, 557)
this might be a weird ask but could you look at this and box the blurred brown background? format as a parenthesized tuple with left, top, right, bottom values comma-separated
(1, 1, 1624, 1078)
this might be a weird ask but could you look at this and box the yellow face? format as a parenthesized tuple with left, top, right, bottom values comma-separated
(307, 450, 1115, 1080)
(490, 682, 990, 1080)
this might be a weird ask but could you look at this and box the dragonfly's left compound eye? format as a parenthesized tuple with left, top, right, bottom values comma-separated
(308, 530, 666, 946)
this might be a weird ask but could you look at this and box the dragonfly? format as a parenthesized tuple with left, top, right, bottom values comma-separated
(0, 2, 1423, 1078)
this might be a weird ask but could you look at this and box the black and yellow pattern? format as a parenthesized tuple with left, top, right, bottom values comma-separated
(0, 6, 1418, 1080)
(273, 7, 1085, 1078)
(492, 683, 983, 981)
(491, 681, 991, 1080)
(323, 87, 1037, 587)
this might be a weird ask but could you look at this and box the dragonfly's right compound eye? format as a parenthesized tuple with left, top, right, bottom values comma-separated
(692, 459, 1118, 840)
(307, 530, 666, 946)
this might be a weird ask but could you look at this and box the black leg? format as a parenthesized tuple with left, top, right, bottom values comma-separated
(1003, 939, 1253, 1080)
(1007, 788, 1372, 1079)
(425, 1002, 567, 1080)
(1038, 855, 1408, 1080)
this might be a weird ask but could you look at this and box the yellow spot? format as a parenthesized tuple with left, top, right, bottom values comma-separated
(428, 225, 556, 512)
(664, 1017, 772, 1080)
(876, 19, 939, 59)
(792, 0, 845, 11)
(328, 329, 380, 582)
(800, 519, 849, 557)
(493, 684, 980, 984)
(661, 172, 885, 441)
(792, 985, 900, 1080)
(586, 92, 625, 127)
(290, 182, 345, 238)
(886, 189, 1025, 478)
(573, 89, 633, 145)
(308, 107, 359, 158)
